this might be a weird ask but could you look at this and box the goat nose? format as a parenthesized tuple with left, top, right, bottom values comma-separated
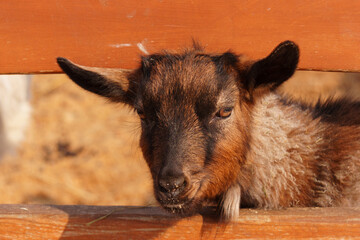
(158, 175, 187, 195)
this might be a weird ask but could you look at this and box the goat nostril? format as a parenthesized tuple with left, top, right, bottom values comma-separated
(158, 175, 187, 193)
(173, 175, 186, 189)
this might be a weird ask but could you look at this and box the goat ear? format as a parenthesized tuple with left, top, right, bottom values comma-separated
(245, 41, 299, 92)
(57, 58, 134, 105)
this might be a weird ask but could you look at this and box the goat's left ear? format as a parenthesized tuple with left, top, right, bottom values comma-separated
(245, 41, 299, 92)
(57, 58, 135, 105)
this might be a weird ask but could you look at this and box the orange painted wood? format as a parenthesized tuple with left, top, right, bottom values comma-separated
(0, 205, 359, 239)
(0, 1, 360, 74)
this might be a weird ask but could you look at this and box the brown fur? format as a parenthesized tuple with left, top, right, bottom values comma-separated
(57, 41, 360, 221)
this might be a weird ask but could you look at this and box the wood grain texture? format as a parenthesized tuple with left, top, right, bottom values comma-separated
(0, 205, 359, 239)
(1, 1, 360, 74)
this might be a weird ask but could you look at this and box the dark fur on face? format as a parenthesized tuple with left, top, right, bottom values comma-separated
(57, 41, 360, 220)
(133, 50, 248, 216)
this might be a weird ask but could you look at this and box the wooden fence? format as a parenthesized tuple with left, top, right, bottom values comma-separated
(1, 1, 360, 239)
(1, 205, 360, 239)
(1, 0, 360, 74)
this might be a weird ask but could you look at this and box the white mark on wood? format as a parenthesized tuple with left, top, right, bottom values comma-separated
(127, 10, 137, 19)
(109, 43, 132, 48)
(20, 207, 29, 211)
(137, 42, 149, 55)
(267, 7, 271, 11)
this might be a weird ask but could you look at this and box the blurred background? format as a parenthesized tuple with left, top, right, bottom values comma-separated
(0, 71, 359, 206)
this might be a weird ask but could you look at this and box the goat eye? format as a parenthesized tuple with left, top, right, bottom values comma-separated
(216, 107, 233, 119)
(137, 109, 146, 120)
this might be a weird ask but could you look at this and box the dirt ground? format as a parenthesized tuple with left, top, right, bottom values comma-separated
(0, 71, 359, 206)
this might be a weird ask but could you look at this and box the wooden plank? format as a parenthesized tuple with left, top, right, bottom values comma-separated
(0, 205, 359, 239)
(0, 1, 360, 74)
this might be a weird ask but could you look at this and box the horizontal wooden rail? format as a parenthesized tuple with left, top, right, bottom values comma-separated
(1, 1, 360, 74)
(0, 205, 359, 239)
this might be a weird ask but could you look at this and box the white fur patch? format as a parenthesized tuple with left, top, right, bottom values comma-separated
(221, 184, 241, 221)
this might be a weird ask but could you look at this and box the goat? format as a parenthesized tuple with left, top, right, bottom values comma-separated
(57, 41, 360, 221)
(0, 75, 31, 160)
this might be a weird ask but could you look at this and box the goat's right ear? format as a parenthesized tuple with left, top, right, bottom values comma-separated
(57, 57, 135, 105)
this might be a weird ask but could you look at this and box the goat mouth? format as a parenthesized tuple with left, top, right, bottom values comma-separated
(162, 202, 193, 215)
(160, 198, 201, 216)
(156, 185, 202, 215)
(163, 203, 185, 213)
(163, 202, 184, 208)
